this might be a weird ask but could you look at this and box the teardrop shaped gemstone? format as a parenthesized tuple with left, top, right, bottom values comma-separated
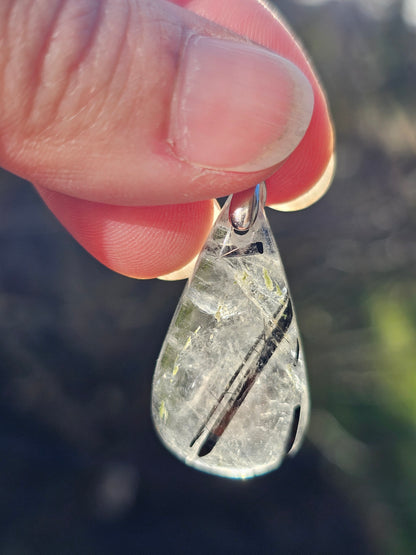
(152, 196, 309, 479)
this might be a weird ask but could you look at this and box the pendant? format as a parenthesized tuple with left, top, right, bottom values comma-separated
(152, 183, 309, 479)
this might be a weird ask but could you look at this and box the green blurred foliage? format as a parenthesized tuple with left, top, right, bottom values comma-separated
(280, 1, 416, 552)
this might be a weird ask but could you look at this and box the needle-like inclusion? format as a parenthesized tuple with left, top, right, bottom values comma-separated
(151, 195, 309, 479)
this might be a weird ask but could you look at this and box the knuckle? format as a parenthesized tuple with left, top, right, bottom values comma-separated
(0, 0, 133, 146)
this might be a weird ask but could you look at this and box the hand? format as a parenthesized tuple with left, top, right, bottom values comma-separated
(0, 0, 334, 279)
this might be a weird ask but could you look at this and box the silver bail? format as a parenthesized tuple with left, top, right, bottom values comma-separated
(229, 182, 267, 233)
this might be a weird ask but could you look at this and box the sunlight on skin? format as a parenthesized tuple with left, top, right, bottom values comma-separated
(158, 201, 221, 280)
(270, 153, 336, 212)
(0, 0, 334, 279)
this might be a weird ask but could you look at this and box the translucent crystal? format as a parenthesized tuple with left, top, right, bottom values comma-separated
(152, 196, 309, 479)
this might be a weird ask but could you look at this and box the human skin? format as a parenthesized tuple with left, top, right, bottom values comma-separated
(0, 0, 334, 279)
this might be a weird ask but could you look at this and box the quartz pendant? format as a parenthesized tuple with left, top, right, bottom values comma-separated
(152, 184, 309, 479)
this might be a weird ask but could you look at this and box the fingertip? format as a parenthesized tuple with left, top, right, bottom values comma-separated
(157, 254, 199, 282)
(158, 200, 221, 280)
(269, 152, 336, 211)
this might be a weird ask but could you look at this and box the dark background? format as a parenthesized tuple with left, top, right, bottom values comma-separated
(1, 1, 416, 553)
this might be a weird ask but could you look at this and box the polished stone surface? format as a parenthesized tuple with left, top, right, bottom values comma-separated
(152, 195, 309, 478)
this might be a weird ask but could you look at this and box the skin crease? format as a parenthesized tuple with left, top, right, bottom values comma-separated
(0, 0, 334, 279)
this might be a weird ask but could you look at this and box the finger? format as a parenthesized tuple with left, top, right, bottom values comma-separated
(176, 0, 335, 208)
(269, 153, 335, 211)
(36, 185, 216, 279)
(0, 0, 314, 206)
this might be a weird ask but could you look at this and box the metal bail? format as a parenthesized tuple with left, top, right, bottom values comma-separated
(229, 182, 267, 233)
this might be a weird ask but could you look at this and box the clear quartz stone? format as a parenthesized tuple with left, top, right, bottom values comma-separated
(152, 195, 309, 479)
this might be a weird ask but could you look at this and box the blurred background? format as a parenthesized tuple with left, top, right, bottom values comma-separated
(1, 0, 416, 553)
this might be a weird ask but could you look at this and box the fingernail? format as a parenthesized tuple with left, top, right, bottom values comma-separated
(169, 36, 314, 172)
(269, 153, 336, 212)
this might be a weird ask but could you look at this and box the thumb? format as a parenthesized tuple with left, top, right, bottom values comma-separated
(0, 0, 314, 206)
